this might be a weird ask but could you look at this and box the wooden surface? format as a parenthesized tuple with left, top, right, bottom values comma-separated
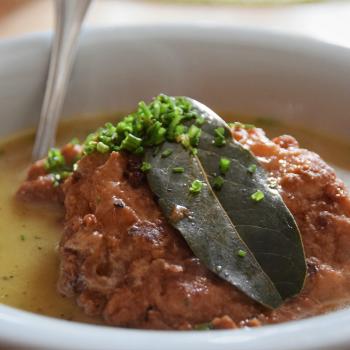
(0, 0, 350, 47)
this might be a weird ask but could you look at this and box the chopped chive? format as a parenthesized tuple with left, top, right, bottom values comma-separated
(251, 190, 265, 202)
(144, 121, 166, 146)
(96, 142, 110, 154)
(215, 127, 225, 136)
(178, 134, 190, 149)
(189, 179, 203, 194)
(213, 138, 226, 147)
(195, 116, 205, 126)
(191, 148, 198, 156)
(219, 157, 231, 175)
(237, 249, 247, 257)
(213, 176, 225, 191)
(140, 162, 152, 172)
(81, 95, 201, 157)
(44, 146, 77, 187)
(45, 148, 65, 171)
(188, 124, 202, 147)
(172, 167, 185, 174)
(20, 234, 26, 241)
(167, 114, 184, 141)
(44, 95, 210, 188)
(138, 101, 152, 119)
(161, 148, 173, 158)
(247, 164, 257, 174)
(213, 176, 224, 190)
(120, 134, 142, 152)
(213, 127, 226, 147)
(174, 124, 187, 138)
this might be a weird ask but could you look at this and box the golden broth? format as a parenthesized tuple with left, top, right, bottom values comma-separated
(0, 114, 349, 324)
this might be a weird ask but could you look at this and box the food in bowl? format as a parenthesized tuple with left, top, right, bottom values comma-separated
(2, 94, 350, 330)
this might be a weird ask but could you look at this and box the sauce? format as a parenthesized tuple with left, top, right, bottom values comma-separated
(0, 114, 349, 323)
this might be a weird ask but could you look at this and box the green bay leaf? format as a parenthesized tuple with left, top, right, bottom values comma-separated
(146, 141, 283, 308)
(145, 98, 306, 308)
(190, 99, 306, 300)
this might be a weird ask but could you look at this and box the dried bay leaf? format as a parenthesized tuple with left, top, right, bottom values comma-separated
(145, 98, 306, 308)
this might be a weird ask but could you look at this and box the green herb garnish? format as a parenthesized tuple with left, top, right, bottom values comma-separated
(247, 164, 257, 174)
(120, 134, 142, 152)
(195, 116, 205, 126)
(45, 148, 75, 186)
(161, 148, 173, 158)
(172, 167, 185, 174)
(45, 148, 65, 170)
(188, 124, 202, 147)
(251, 190, 265, 202)
(237, 249, 247, 257)
(219, 157, 231, 175)
(213, 127, 226, 147)
(189, 179, 203, 194)
(212, 176, 224, 190)
(96, 142, 110, 153)
(140, 162, 152, 172)
(82, 95, 200, 156)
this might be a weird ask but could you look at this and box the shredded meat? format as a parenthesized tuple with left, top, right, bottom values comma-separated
(17, 126, 350, 330)
(17, 143, 82, 203)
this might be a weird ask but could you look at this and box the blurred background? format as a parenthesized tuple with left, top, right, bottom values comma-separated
(0, 0, 350, 48)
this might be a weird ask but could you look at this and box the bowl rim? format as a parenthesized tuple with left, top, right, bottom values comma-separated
(1, 23, 350, 350)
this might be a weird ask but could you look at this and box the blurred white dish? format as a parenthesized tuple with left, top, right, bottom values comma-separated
(0, 24, 349, 350)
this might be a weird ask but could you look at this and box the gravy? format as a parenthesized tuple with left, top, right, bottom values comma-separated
(0, 115, 349, 323)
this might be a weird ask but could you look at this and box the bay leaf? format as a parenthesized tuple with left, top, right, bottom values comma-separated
(144, 99, 306, 308)
(145, 141, 283, 308)
(189, 98, 306, 300)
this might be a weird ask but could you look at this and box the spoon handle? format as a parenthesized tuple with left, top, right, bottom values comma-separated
(32, 0, 92, 161)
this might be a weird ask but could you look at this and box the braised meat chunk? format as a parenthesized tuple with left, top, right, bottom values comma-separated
(17, 125, 350, 330)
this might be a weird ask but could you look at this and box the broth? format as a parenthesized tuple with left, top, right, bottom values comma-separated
(0, 115, 349, 323)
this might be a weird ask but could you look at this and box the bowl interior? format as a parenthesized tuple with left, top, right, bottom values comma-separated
(0, 25, 350, 350)
(1, 25, 350, 138)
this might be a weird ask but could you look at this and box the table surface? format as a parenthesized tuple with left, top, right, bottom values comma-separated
(0, 0, 350, 48)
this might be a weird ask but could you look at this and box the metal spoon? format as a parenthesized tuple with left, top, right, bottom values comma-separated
(32, 0, 92, 161)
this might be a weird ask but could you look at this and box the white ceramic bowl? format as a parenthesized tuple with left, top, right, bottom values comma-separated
(0, 25, 349, 350)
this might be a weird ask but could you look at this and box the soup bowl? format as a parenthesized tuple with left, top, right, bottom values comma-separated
(0, 24, 349, 350)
